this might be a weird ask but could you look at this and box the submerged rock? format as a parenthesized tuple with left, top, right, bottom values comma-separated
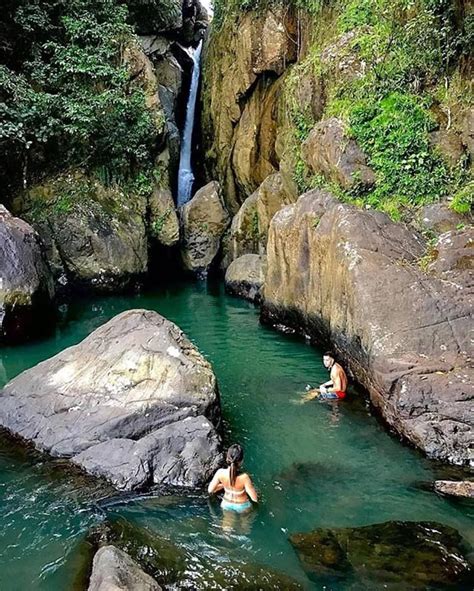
(262, 190, 473, 465)
(225, 254, 266, 303)
(88, 545, 162, 591)
(89, 518, 302, 590)
(290, 521, 473, 589)
(180, 181, 230, 275)
(0, 309, 222, 490)
(0, 205, 55, 345)
(434, 480, 474, 498)
(302, 117, 375, 190)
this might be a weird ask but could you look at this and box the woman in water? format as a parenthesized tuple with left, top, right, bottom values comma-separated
(208, 444, 258, 512)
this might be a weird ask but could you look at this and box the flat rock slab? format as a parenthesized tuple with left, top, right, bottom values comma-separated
(290, 521, 473, 589)
(88, 545, 161, 591)
(0, 309, 222, 490)
(435, 480, 474, 498)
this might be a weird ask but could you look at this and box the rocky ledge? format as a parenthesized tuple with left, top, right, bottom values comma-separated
(0, 309, 222, 490)
(261, 189, 473, 466)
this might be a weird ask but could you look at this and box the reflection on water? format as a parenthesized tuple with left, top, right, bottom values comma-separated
(0, 281, 472, 590)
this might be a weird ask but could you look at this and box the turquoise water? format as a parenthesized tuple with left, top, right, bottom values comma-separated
(0, 281, 472, 590)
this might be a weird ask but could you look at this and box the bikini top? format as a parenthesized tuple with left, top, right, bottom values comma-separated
(223, 470, 246, 496)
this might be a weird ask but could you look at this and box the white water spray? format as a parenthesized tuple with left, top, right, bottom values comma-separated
(177, 41, 203, 207)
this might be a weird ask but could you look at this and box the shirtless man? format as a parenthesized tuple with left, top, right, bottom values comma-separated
(303, 351, 348, 401)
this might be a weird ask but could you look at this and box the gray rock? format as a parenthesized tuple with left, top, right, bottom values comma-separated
(180, 181, 230, 275)
(0, 205, 54, 344)
(225, 254, 266, 303)
(139, 35, 171, 58)
(302, 117, 375, 190)
(419, 203, 468, 234)
(88, 545, 161, 591)
(434, 480, 474, 498)
(0, 309, 222, 490)
(222, 173, 295, 269)
(74, 416, 221, 490)
(262, 190, 473, 465)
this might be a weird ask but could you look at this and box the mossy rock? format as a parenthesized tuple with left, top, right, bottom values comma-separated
(290, 521, 473, 589)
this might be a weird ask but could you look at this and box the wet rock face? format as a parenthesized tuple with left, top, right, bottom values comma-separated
(222, 173, 295, 268)
(0, 309, 222, 490)
(0, 205, 55, 345)
(290, 521, 473, 589)
(88, 545, 162, 591)
(201, 7, 298, 210)
(22, 174, 149, 293)
(225, 254, 266, 303)
(262, 190, 473, 465)
(302, 117, 375, 190)
(149, 187, 180, 247)
(180, 181, 230, 275)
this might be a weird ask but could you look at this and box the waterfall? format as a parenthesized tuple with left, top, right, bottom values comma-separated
(177, 40, 203, 207)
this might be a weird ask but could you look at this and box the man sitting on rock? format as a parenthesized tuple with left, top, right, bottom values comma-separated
(303, 351, 348, 401)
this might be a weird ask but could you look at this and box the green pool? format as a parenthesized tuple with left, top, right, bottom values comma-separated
(0, 281, 472, 589)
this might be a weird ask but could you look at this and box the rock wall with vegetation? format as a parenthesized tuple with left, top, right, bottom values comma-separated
(1, 0, 207, 299)
(202, 0, 473, 464)
(202, 0, 473, 221)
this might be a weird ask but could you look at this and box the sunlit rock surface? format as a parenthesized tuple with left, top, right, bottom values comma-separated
(0, 309, 222, 490)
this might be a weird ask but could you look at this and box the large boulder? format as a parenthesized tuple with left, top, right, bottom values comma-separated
(225, 254, 266, 303)
(223, 173, 295, 268)
(0, 309, 222, 490)
(88, 546, 162, 591)
(149, 186, 180, 247)
(21, 173, 148, 292)
(290, 521, 473, 588)
(302, 117, 375, 190)
(180, 181, 230, 275)
(262, 190, 473, 465)
(0, 205, 55, 344)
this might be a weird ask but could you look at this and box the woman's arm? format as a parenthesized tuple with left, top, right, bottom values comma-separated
(244, 475, 258, 503)
(207, 470, 223, 494)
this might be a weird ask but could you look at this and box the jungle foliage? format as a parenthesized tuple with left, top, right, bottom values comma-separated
(0, 0, 160, 199)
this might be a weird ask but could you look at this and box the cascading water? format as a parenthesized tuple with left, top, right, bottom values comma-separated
(177, 40, 203, 207)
